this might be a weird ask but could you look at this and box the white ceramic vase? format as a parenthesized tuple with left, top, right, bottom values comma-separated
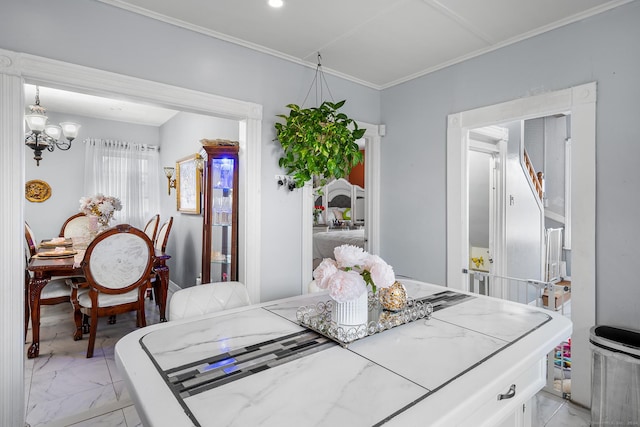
(331, 291, 368, 327)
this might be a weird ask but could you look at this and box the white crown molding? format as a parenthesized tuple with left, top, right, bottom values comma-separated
(96, 0, 382, 90)
(382, 0, 633, 89)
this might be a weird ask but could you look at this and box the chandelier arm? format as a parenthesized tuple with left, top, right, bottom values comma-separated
(55, 140, 72, 151)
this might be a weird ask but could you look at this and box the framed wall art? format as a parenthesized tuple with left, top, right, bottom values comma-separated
(176, 154, 202, 214)
(25, 179, 52, 203)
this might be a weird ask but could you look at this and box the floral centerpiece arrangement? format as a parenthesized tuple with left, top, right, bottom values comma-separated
(313, 244, 395, 303)
(79, 193, 122, 226)
(313, 205, 325, 224)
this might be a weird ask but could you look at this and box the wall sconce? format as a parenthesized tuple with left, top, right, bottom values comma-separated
(194, 153, 204, 171)
(163, 167, 176, 195)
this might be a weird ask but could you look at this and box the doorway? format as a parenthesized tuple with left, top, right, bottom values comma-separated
(467, 126, 507, 299)
(301, 126, 383, 292)
(446, 82, 596, 407)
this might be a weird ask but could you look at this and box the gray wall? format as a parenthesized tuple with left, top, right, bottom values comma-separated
(380, 2, 640, 330)
(2, 0, 380, 303)
(24, 111, 159, 242)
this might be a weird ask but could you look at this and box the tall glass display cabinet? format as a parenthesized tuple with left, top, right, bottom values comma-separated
(201, 141, 239, 283)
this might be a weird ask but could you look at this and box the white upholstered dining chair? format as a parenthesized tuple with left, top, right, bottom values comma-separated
(143, 214, 160, 243)
(169, 281, 251, 321)
(147, 216, 173, 312)
(73, 224, 154, 358)
(153, 216, 173, 253)
(59, 212, 90, 238)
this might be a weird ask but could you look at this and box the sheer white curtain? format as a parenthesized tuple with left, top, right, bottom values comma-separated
(84, 138, 161, 229)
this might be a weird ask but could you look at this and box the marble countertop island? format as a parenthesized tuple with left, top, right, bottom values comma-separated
(115, 280, 571, 426)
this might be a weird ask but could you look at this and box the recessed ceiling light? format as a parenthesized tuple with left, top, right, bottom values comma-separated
(268, 0, 283, 8)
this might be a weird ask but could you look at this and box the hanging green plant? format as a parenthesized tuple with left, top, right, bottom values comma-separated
(274, 99, 365, 190)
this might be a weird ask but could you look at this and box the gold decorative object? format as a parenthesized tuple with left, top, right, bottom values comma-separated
(379, 281, 408, 312)
(200, 138, 239, 147)
(471, 256, 484, 269)
(25, 179, 52, 202)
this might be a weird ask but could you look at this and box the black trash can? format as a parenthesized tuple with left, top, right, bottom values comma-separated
(590, 325, 640, 426)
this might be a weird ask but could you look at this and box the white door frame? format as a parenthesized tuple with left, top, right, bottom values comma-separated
(4, 49, 263, 303)
(301, 124, 383, 292)
(447, 82, 596, 407)
(0, 46, 263, 426)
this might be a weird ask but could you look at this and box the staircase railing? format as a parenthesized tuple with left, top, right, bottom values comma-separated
(524, 149, 543, 200)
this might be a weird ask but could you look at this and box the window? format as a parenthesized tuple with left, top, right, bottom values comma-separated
(84, 139, 161, 228)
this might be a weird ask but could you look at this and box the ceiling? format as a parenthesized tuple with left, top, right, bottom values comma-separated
(24, 84, 179, 127)
(99, 0, 630, 89)
(29, 0, 630, 125)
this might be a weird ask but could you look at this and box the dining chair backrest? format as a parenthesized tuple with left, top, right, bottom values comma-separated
(25, 222, 37, 258)
(169, 281, 251, 321)
(59, 212, 90, 238)
(82, 224, 155, 295)
(143, 214, 160, 243)
(24, 221, 74, 337)
(77, 224, 154, 358)
(154, 217, 173, 252)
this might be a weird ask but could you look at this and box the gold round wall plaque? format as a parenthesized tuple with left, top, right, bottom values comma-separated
(25, 179, 52, 203)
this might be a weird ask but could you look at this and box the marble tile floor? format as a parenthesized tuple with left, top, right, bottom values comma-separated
(25, 297, 590, 427)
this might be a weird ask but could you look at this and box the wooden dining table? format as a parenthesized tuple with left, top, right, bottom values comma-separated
(26, 243, 171, 358)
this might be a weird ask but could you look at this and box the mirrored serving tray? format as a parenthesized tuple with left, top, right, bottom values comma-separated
(296, 293, 433, 347)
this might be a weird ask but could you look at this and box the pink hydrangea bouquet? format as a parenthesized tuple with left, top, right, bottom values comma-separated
(79, 193, 122, 226)
(313, 244, 396, 303)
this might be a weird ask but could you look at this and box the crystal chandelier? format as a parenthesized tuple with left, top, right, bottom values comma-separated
(24, 86, 81, 166)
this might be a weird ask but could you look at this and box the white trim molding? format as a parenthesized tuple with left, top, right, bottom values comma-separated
(0, 59, 27, 427)
(0, 47, 263, 425)
(446, 82, 596, 407)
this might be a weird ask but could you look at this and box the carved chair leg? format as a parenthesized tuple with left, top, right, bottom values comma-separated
(24, 272, 30, 340)
(71, 289, 84, 340)
(82, 314, 90, 334)
(86, 310, 98, 358)
(137, 301, 147, 328)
